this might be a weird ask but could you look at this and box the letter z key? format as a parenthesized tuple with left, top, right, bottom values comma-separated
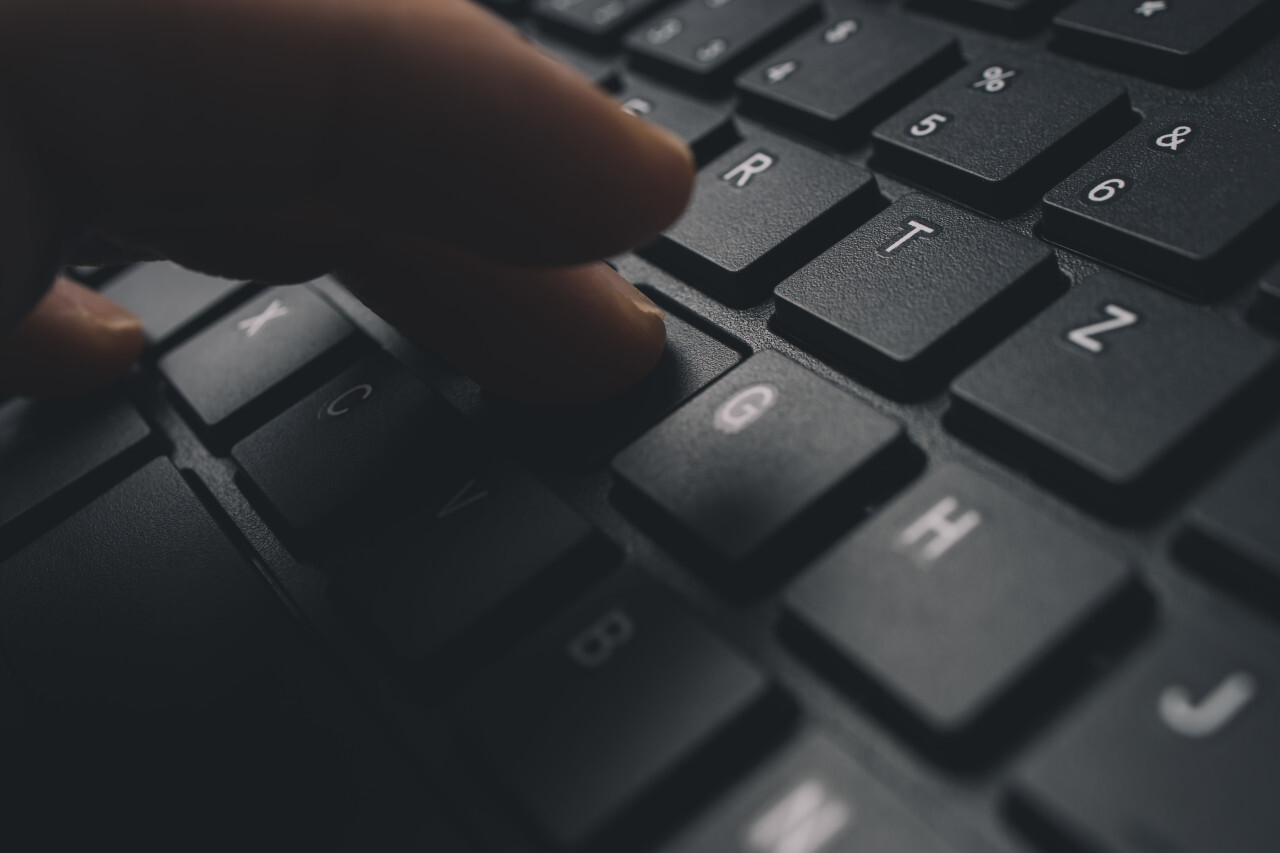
(950, 271, 1279, 516)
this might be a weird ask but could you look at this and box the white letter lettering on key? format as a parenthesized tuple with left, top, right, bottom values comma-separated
(714, 384, 779, 434)
(723, 152, 775, 188)
(1066, 304, 1139, 353)
(897, 496, 982, 562)
(1159, 672, 1257, 738)
(879, 218, 939, 256)
(746, 779, 853, 853)
(238, 298, 290, 337)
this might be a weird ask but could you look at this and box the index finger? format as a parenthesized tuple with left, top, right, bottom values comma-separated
(0, 0, 694, 269)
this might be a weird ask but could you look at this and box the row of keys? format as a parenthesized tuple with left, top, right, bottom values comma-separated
(632, 88, 1280, 306)
(8, 439, 1275, 853)
(520, 0, 1275, 88)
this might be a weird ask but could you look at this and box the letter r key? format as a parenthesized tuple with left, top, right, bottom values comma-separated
(723, 151, 775, 187)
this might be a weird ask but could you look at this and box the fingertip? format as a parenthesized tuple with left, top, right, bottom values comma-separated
(341, 244, 668, 407)
(0, 277, 144, 397)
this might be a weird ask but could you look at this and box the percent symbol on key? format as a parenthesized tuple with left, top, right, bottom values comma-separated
(973, 66, 1016, 92)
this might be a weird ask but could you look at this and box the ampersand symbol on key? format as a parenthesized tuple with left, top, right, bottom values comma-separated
(1156, 125, 1192, 151)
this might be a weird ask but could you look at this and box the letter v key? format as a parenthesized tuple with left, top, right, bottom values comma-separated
(437, 478, 490, 520)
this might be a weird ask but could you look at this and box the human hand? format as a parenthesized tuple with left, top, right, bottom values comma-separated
(0, 0, 694, 403)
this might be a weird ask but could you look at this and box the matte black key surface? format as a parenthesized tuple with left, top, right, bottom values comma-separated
(233, 354, 465, 533)
(160, 284, 361, 435)
(99, 261, 253, 348)
(1054, 0, 1276, 85)
(639, 133, 880, 302)
(0, 395, 151, 533)
(340, 459, 600, 664)
(1014, 613, 1280, 853)
(618, 79, 738, 165)
(454, 574, 779, 850)
(736, 10, 961, 145)
(775, 193, 1062, 396)
(612, 350, 906, 572)
(664, 732, 955, 853)
(1179, 426, 1280, 596)
(535, 0, 670, 46)
(788, 464, 1136, 734)
(624, 0, 821, 91)
(1043, 111, 1280, 295)
(950, 272, 1279, 510)
(872, 55, 1131, 215)
(0, 458, 476, 850)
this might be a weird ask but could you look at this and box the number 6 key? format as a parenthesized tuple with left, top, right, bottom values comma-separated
(1044, 110, 1280, 297)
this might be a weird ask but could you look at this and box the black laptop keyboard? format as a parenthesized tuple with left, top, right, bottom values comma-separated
(4, 1, 1280, 850)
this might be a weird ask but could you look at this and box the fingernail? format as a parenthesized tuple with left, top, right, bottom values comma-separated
(623, 284, 665, 321)
(56, 277, 144, 334)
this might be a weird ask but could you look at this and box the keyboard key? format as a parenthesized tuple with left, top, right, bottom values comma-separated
(612, 350, 909, 583)
(872, 55, 1131, 216)
(535, 0, 671, 47)
(99, 261, 255, 349)
(1053, 0, 1276, 85)
(617, 78, 739, 166)
(1013, 613, 1280, 853)
(1177, 426, 1280, 604)
(949, 272, 1280, 514)
(232, 354, 467, 534)
(624, 0, 821, 92)
(159, 285, 363, 439)
(664, 731, 955, 853)
(775, 193, 1062, 397)
(1043, 110, 1280, 296)
(0, 395, 152, 537)
(787, 464, 1138, 736)
(736, 9, 961, 146)
(338, 458, 606, 666)
(639, 133, 881, 303)
(454, 574, 784, 850)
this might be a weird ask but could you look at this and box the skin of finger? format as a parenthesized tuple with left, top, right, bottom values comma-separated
(340, 241, 668, 406)
(0, 278, 144, 397)
(0, 0, 694, 275)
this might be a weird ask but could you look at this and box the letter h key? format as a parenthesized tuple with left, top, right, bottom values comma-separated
(788, 463, 1138, 733)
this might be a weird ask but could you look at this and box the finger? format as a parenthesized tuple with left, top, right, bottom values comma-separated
(340, 240, 666, 406)
(0, 277, 144, 397)
(0, 0, 694, 275)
